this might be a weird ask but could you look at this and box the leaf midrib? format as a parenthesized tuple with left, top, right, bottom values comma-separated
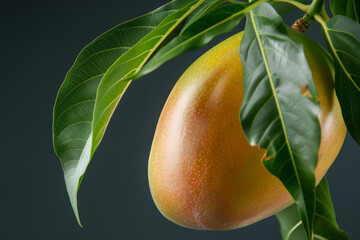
(249, 8, 311, 234)
(286, 221, 302, 240)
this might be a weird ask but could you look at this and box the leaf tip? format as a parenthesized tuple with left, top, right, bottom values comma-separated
(67, 181, 84, 227)
(68, 186, 83, 227)
(64, 165, 84, 228)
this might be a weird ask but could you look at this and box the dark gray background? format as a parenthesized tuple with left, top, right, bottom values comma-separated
(1, 0, 359, 239)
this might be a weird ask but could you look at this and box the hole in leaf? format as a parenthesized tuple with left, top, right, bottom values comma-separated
(262, 153, 275, 162)
(300, 84, 312, 98)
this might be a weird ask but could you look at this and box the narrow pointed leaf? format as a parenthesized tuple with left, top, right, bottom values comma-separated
(239, 3, 320, 238)
(53, 0, 202, 225)
(276, 177, 349, 240)
(318, 15, 360, 145)
(136, 2, 252, 78)
(330, 0, 360, 23)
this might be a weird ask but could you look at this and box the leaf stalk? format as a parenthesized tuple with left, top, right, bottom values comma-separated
(305, 0, 325, 22)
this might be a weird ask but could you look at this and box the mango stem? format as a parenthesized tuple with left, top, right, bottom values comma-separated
(291, 0, 325, 33)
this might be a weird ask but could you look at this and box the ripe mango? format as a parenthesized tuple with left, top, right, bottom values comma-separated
(148, 29, 346, 230)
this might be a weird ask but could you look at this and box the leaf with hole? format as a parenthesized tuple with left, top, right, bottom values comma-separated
(239, 3, 320, 238)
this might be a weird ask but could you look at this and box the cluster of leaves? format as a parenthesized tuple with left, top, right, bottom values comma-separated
(52, 0, 359, 238)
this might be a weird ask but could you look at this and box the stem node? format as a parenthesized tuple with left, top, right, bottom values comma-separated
(291, 13, 310, 33)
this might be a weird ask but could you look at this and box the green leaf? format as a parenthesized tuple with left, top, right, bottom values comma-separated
(52, 0, 203, 226)
(276, 177, 349, 240)
(330, 0, 360, 23)
(182, 0, 226, 28)
(239, 3, 320, 238)
(317, 15, 360, 146)
(270, 0, 307, 15)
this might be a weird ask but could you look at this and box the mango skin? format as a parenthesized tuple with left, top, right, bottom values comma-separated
(148, 29, 346, 230)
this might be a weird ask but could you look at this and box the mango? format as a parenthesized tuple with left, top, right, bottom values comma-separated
(148, 29, 346, 230)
